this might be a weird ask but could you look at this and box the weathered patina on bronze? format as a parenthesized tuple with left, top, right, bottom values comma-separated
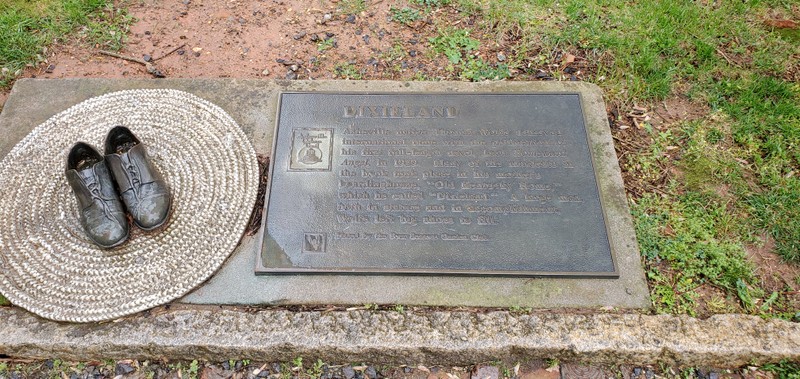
(257, 93, 617, 277)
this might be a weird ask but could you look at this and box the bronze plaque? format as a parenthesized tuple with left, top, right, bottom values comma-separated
(257, 93, 617, 277)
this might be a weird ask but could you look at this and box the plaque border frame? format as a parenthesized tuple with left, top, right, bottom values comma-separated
(256, 92, 619, 278)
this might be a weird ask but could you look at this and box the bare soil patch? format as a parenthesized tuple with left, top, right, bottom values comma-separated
(15, 0, 450, 85)
(746, 235, 800, 294)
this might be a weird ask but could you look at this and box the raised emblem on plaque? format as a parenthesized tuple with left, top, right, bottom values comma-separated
(259, 93, 617, 277)
(289, 128, 333, 171)
(303, 232, 326, 253)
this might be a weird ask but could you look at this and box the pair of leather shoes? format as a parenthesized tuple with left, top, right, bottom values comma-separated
(66, 126, 171, 248)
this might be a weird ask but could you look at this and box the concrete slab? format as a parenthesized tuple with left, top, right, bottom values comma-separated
(0, 78, 649, 309)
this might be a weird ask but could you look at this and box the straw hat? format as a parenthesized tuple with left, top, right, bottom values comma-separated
(0, 89, 259, 322)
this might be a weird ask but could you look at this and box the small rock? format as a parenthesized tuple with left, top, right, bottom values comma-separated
(293, 31, 307, 40)
(222, 361, 231, 371)
(569, 74, 578, 81)
(355, 29, 363, 35)
(143, 54, 152, 62)
(45, 64, 56, 73)
(261, 68, 270, 75)
(285, 71, 298, 80)
(365, 366, 377, 379)
(632, 367, 643, 378)
(346, 14, 356, 23)
(367, 58, 377, 66)
(193, 51, 201, 57)
(497, 52, 506, 61)
(564, 66, 576, 74)
(234, 361, 243, 371)
(644, 368, 654, 379)
(401, 61, 408, 69)
(271, 363, 282, 373)
(403, 367, 413, 374)
(408, 38, 418, 45)
(310, 34, 320, 42)
(44, 360, 55, 369)
(471, 365, 499, 379)
(322, 13, 332, 23)
(377, 28, 387, 38)
(258, 370, 271, 378)
(182, 0, 190, 4)
(144, 30, 151, 35)
(192, 47, 203, 53)
(362, 35, 370, 44)
(325, 32, 335, 39)
(177, 49, 185, 55)
(289, 64, 299, 72)
(409, 50, 417, 57)
(115, 363, 135, 376)
(342, 366, 356, 379)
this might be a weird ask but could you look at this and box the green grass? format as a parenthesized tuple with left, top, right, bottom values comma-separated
(0, 0, 131, 87)
(390, 7, 423, 26)
(460, 57, 509, 81)
(429, 28, 479, 64)
(411, 0, 450, 8)
(317, 38, 335, 52)
(334, 62, 363, 80)
(763, 360, 800, 379)
(0, 293, 8, 306)
(337, 0, 367, 15)
(634, 192, 756, 315)
(452, 0, 800, 317)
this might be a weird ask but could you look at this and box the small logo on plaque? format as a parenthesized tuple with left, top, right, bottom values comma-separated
(303, 232, 326, 253)
(290, 128, 333, 171)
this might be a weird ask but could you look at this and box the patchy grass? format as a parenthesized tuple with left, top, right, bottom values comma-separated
(337, 0, 367, 15)
(460, 57, 510, 81)
(0, 293, 8, 306)
(317, 38, 335, 52)
(452, 0, 800, 317)
(411, 0, 450, 9)
(390, 7, 423, 26)
(429, 28, 479, 65)
(334, 62, 364, 80)
(0, 0, 132, 88)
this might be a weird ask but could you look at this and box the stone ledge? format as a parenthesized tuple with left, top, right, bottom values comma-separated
(0, 307, 797, 367)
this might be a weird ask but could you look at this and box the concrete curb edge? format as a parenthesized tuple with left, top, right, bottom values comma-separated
(1, 307, 797, 367)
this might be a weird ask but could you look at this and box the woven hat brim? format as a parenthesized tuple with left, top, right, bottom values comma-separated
(0, 89, 259, 322)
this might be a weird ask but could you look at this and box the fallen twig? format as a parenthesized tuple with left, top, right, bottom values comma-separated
(98, 50, 145, 64)
(98, 50, 165, 78)
(154, 43, 186, 61)
(716, 48, 739, 67)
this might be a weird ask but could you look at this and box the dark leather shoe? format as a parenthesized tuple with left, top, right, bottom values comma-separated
(66, 142, 129, 248)
(105, 126, 171, 231)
